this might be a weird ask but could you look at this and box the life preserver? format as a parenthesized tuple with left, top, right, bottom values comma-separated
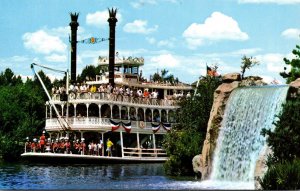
(139, 121, 145, 129)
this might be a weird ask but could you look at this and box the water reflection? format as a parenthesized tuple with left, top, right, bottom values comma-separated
(0, 162, 200, 190)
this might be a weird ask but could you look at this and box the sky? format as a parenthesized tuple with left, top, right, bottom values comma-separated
(0, 0, 300, 84)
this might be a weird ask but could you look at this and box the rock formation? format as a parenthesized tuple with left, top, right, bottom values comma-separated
(196, 73, 241, 179)
(194, 73, 268, 180)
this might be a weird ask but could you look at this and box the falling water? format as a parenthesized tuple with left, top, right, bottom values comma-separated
(199, 85, 289, 189)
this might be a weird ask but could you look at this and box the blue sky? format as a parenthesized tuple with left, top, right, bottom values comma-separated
(0, 0, 300, 84)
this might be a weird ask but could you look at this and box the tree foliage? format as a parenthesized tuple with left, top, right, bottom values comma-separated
(240, 55, 259, 80)
(0, 68, 46, 161)
(261, 96, 300, 162)
(164, 76, 222, 176)
(259, 159, 300, 190)
(280, 44, 300, 84)
(77, 65, 107, 83)
(260, 95, 300, 189)
(152, 69, 179, 84)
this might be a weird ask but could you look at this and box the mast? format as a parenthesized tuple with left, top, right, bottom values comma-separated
(69, 12, 79, 83)
(108, 8, 118, 88)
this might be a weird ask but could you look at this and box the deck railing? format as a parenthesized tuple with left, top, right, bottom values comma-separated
(122, 147, 167, 158)
(52, 92, 179, 107)
(46, 117, 172, 132)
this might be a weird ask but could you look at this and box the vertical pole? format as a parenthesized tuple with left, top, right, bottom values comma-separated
(127, 107, 130, 120)
(50, 106, 52, 119)
(74, 104, 77, 117)
(166, 110, 169, 123)
(136, 132, 140, 157)
(66, 71, 69, 122)
(153, 134, 157, 157)
(108, 8, 118, 88)
(86, 104, 89, 118)
(110, 105, 113, 119)
(69, 13, 79, 82)
(120, 131, 124, 157)
(102, 132, 104, 156)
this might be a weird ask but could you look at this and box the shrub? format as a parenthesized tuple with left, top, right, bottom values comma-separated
(259, 159, 300, 190)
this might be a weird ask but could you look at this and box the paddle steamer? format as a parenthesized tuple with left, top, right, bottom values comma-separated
(21, 8, 193, 163)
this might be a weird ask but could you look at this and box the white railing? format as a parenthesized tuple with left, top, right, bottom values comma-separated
(45, 117, 170, 132)
(123, 147, 167, 158)
(52, 92, 179, 107)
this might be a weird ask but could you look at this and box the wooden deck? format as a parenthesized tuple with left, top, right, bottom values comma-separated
(21, 152, 167, 164)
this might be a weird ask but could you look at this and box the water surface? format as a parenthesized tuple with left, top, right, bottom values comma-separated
(0, 162, 206, 190)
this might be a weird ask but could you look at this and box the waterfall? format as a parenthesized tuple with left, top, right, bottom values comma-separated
(199, 85, 289, 189)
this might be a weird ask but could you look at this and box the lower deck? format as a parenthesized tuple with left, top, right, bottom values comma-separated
(21, 152, 167, 164)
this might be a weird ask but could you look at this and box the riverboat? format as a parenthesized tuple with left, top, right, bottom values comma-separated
(21, 56, 192, 163)
(21, 8, 193, 163)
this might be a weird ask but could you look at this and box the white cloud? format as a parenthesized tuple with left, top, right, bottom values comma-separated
(123, 20, 158, 34)
(146, 37, 156, 44)
(281, 28, 300, 39)
(146, 37, 176, 48)
(130, 0, 158, 8)
(0, 56, 30, 70)
(256, 53, 285, 73)
(157, 38, 176, 48)
(183, 12, 249, 49)
(230, 48, 262, 56)
(149, 54, 179, 68)
(130, 0, 178, 8)
(86, 10, 122, 28)
(50, 26, 69, 37)
(238, 0, 300, 4)
(45, 54, 67, 62)
(23, 30, 67, 54)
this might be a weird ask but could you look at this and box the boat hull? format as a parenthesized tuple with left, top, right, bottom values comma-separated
(21, 152, 167, 164)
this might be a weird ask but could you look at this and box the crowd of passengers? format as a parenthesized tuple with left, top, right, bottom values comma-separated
(25, 132, 106, 156)
(52, 83, 191, 101)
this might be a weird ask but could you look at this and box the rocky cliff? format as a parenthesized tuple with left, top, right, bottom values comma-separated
(193, 73, 267, 180)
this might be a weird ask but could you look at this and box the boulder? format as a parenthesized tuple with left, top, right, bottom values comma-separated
(198, 80, 240, 179)
(289, 78, 300, 88)
(222, 73, 241, 83)
(192, 154, 203, 179)
(240, 76, 267, 86)
(254, 146, 273, 190)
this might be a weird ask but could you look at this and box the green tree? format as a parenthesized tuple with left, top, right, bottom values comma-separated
(0, 68, 22, 86)
(164, 76, 222, 176)
(280, 44, 300, 84)
(240, 55, 259, 80)
(260, 96, 300, 189)
(152, 69, 177, 84)
(261, 96, 300, 162)
(0, 69, 46, 161)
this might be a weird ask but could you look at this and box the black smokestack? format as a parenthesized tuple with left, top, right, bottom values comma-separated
(69, 12, 79, 82)
(108, 8, 118, 87)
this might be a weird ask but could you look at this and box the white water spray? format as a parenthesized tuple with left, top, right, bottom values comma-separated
(199, 85, 289, 189)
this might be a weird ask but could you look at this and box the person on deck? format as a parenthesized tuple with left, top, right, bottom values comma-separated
(80, 138, 86, 155)
(74, 139, 80, 154)
(40, 131, 46, 153)
(31, 138, 37, 152)
(106, 138, 114, 157)
(25, 137, 31, 153)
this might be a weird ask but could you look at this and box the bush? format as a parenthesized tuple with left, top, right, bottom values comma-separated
(259, 159, 300, 190)
(163, 76, 221, 176)
(260, 96, 300, 189)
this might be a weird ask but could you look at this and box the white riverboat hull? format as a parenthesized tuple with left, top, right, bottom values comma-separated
(21, 152, 167, 164)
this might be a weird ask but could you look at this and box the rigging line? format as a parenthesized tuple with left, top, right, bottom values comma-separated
(31, 64, 68, 132)
(32, 63, 66, 75)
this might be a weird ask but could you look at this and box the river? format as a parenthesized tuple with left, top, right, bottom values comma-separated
(0, 162, 207, 190)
